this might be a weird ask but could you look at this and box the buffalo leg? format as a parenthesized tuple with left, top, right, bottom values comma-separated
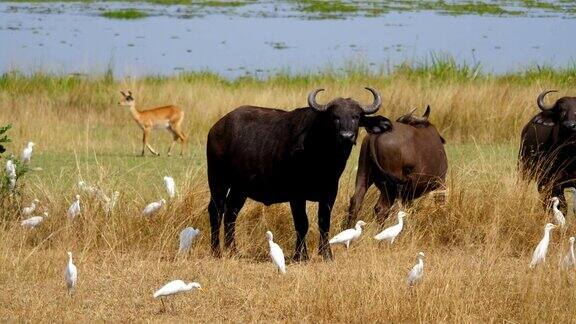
(318, 195, 336, 261)
(223, 190, 246, 253)
(346, 173, 372, 230)
(374, 184, 396, 224)
(289, 200, 309, 262)
(208, 197, 224, 257)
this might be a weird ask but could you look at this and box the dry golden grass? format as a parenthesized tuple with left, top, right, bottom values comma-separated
(1, 74, 576, 322)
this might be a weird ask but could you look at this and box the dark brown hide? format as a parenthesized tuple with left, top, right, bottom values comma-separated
(519, 90, 576, 211)
(347, 107, 447, 226)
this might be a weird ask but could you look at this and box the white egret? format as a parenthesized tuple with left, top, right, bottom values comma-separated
(266, 231, 286, 274)
(329, 220, 366, 249)
(22, 199, 39, 216)
(164, 176, 176, 199)
(78, 180, 98, 196)
(179, 227, 200, 254)
(562, 236, 576, 270)
(64, 251, 78, 295)
(6, 159, 16, 191)
(5, 159, 16, 179)
(104, 191, 119, 214)
(551, 197, 566, 227)
(67, 195, 81, 219)
(142, 199, 166, 217)
(153, 280, 202, 309)
(21, 142, 35, 164)
(407, 252, 425, 286)
(530, 223, 556, 268)
(374, 211, 406, 243)
(21, 212, 48, 229)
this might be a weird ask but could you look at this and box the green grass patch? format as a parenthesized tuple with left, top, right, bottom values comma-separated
(101, 9, 148, 19)
(296, 0, 358, 14)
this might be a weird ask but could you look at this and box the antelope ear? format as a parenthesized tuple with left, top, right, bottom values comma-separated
(128, 90, 133, 96)
(120, 91, 126, 97)
(361, 115, 392, 134)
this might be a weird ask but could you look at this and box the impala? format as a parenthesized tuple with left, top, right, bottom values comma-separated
(119, 91, 187, 156)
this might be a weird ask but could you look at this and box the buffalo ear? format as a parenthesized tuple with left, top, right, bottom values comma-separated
(360, 115, 392, 134)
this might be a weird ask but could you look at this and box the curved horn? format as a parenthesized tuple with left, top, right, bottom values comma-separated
(537, 90, 558, 111)
(361, 87, 382, 114)
(407, 107, 418, 116)
(308, 88, 326, 112)
(407, 105, 431, 123)
(422, 105, 431, 120)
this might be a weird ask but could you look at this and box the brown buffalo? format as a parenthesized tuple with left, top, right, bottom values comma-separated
(346, 106, 447, 226)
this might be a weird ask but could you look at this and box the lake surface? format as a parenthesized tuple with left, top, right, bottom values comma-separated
(1, 1, 575, 78)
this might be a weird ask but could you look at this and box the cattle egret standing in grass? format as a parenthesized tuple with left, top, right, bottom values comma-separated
(65, 252, 77, 295)
(530, 223, 556, 268)
(21, 212, 48, 229)
(374, 211, 406, 243)
(5, 159, 16, 178)
(407, 252, 425, 286)
(142, 199, 165, 217)
(551, 197, 566, 227)
(6, 159, 16, 189)
(562, 236, 576, 270)
(67, 195, 81, 219)
(104, 191, 119, 214)
(164, 176, 176, 199)
(154, 280, 202, 309)
(179, 227, 200, 254)
(78, 180, 98, 196)
(266, 231, 286, 274)
(329, 220, 367, 249)
(22, 199, 39, 216)
(21, 142, 34, 164)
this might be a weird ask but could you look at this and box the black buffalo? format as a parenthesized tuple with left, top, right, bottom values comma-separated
(519, 90, 576, 209)
(207, 88, 391, 261)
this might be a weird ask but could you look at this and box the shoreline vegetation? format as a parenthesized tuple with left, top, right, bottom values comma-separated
(2, 0, 576, 19)
(3, 57, 576, 87)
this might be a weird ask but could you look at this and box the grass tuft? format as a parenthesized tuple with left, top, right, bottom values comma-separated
(101, 8, 148, 19)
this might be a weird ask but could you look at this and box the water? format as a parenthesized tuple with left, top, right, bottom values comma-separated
(1, 2, 575, 78)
